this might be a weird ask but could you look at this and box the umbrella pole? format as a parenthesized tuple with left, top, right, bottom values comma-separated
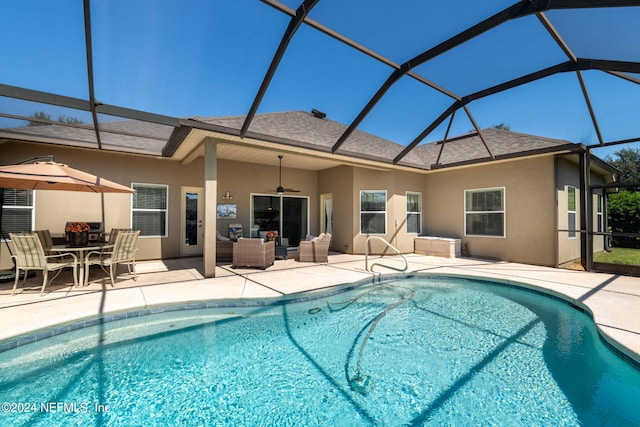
(101, 193, 106, 235)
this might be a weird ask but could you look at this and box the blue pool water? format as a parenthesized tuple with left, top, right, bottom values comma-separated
(1, 275, 639, 426)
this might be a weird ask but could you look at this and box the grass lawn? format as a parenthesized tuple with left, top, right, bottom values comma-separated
(593, 248, 640, 266)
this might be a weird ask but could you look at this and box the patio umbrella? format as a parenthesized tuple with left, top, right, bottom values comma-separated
(0, 161, 135, 193)
(0, 160, 135, 281)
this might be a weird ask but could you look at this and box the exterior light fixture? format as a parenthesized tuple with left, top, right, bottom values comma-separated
(222, 191, 233, 200)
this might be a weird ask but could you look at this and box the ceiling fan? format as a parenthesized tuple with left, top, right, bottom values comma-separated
(273, 155, 300, 194)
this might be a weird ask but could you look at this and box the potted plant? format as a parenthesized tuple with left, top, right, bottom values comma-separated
(65, 221, 90, 247)
(266, 230, 278, 243)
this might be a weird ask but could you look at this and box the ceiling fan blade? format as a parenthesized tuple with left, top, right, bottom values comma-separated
(260, 187, 301, 194)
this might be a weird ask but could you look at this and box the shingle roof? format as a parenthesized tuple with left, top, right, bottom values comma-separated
(196, 111, 579, 170)
(0, 121, 174, 156)
(2, 109, 581, 170)
(412, 128, 580, 168)
(194, 110, 425, 165)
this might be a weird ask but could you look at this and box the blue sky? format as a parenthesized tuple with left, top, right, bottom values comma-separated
(1, 0, 639, 160)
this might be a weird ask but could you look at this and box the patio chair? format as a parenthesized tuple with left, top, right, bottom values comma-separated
(33, 229, 54, 254)
(298, 233, 332, 263)
(32, 229, 78, 266)
(9, 232, 78, 296)
(107, 228, 133, 245)
(85, 230, 139, 286)
(232, 238, 275, 269)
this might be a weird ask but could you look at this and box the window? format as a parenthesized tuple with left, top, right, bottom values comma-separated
(464, 187, 505, 237)
(596, 193, 603, 233)
(1, 189, 34, 238)
(406, 192, 422, 234)
(360, 190, 386, 234)
(132, 183, 167, 237)
(568, 186, 577, 238)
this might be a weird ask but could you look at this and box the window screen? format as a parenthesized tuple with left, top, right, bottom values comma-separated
(132, 183, 167, 237)
(1, 189, 34, 238)
(406, 192, 422, 234)
(465, 187, 505, 237)
(360, 190, 386, 234)
(568, 186, 577, 238)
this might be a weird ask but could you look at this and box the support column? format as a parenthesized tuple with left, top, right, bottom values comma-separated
(204, 139, 217, 277)
(579, 150, 592, 271)
(603, 191, 610, 251)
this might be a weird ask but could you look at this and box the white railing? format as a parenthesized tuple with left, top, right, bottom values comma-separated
(364, 236, 408, 273)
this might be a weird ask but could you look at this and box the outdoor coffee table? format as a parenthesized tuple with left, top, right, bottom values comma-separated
(50, 243, 114, 287)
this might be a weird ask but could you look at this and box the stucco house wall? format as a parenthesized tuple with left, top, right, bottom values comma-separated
(1, 145, 323, 270)
(556, 157, 582, 264)
(351, 168, 426, 255)
(0, 139, 615, 272)
(1, 141, 204, 268)
(318, 165, 354, 253)
(425, 156, 557, 266)
(317, 165, 426, 255)
(215, 158, 319, 240)
(556, 156, 608, 266)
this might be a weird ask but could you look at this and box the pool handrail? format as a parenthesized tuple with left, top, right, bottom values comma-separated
(365, 235, 408, 272)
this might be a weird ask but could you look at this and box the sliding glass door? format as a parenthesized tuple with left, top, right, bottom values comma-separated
(282, 197, 308, 246)
(251, 195, 308, 246)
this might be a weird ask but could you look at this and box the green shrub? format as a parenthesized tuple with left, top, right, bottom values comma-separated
(608, 190, 640, 248)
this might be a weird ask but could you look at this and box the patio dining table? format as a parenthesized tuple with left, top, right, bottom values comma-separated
(50, 243, 114, 287)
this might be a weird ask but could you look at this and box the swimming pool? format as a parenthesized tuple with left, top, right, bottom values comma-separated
(1, 275, 639, 426)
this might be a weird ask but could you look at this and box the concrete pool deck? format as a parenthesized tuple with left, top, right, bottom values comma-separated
(1, 253, 639, 364)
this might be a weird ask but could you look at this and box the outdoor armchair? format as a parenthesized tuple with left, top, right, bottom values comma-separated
(298, 233, 332, 263)
(33, 229, 77, 265)
(216, 240, 233, 263)
(85, 230, 139, 286)
(107, 228, 133, 245)
(33, 229, 54, 255)
(232, 238, 275, 269)
(9, 232, 78, 296)
(216, 230, 233, 263)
